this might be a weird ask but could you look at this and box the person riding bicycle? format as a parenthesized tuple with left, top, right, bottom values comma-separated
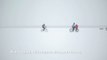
(42, 24, 46, 31)
(70, 22, 79, 32)
(72, 23, 76, 32)
(75, 24, 78, 31)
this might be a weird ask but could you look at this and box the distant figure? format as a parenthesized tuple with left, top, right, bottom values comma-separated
(72, 23, 76, 32)
(75, 24, 79, 31)
(41, 24, 47, 31)
(69, 22, 79, 32)
(106, 27, 107, 31)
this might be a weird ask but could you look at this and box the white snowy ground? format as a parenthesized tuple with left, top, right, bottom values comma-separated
(0, 28, 107, 60)
(0, 0, 107, 60)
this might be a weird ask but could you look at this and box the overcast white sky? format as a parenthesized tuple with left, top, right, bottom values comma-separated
(0, 0, 107, 26)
